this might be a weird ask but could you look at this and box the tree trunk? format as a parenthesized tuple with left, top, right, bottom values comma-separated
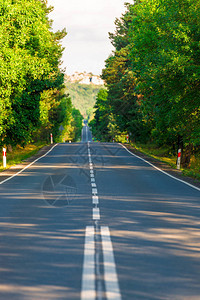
(182, 144, 193, 168)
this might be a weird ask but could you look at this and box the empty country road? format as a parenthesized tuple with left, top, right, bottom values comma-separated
(0, 125, 200, 300)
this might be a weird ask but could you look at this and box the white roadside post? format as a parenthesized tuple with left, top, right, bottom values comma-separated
(177, 149, 181, 170)
(50, 133, 53, 144)
(113, 138, 115, 143)
(127, 134, 129, 143)
(3, 148, 6, 168)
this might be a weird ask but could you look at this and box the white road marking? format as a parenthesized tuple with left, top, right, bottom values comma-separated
(90, 163, 93, 167)
(81, 226, 95, 300)
(89, 159, 92, 163)
(92, 195, 99, 204)
(93, 208, 100, 220)
(120, 144, 200, 192)
(92, 188, 98, 194)
(86, 145, 121, 298)
(101, 227, 121, 300)
(0, 143, 58, 185)
(86, 126, 89, 141)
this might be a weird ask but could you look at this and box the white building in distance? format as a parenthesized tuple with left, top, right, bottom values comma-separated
(66, 72, 104, 85)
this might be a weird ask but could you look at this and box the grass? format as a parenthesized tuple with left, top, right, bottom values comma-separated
(182, 153, 200, 181)
(128, 142, 200, 181)
(0, 142, 47, 172)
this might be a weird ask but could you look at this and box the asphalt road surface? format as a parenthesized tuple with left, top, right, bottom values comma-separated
(0, 125, 200, 300)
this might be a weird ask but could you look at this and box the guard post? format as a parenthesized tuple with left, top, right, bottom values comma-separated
(50, 133, 53, 144)
(3, 148, 6, 168)
(177, 149, 181, 170)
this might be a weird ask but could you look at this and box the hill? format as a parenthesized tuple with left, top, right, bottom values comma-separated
(65, 73, 104, 119)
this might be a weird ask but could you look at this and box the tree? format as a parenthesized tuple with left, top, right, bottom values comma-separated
(101, 5, 149, 142)
(0, 0, 67, 147)
(128, 0, 200, 162)
(94, 0, 199, 167)
(90, 89, 111, 141)
(71, 108, 84, 141)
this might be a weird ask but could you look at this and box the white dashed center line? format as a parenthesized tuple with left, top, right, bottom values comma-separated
(92, 188, 98, 195)
(81, 140, 121, 300)
(81, 226, 95, 300)
(101, 227, 121, 300)
(92, 195, 99, 204)
(93, 208, 100, 220)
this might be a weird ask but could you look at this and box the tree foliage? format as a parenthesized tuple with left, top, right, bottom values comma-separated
(129, 0, 200, 148)
(100, 5, 150, 142)
(90, 89, 111, 141)
(0, 0, 79, 147)
(71, 108, 84, 141)
(91, 0, 200, 165)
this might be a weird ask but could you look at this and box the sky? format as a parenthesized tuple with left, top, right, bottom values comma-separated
(47, 0, 131, 75)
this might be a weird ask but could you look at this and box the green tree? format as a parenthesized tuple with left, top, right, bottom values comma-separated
(71, 108, 84, 141)
(102, 5, 149, 142)
(0, 0, 67, 147)
(128, 0, 200, 162)
(90, 89, 111, 141)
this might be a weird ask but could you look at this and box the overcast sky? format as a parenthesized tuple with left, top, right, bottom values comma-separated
(47, 0, 131, 75)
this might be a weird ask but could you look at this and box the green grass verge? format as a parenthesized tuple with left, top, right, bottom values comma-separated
(0, 142, 47, 172)
(129, 142, 200, 181)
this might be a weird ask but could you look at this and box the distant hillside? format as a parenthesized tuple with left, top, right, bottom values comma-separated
(65, 74, 104, 119)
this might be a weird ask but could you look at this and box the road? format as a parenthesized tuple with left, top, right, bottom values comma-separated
(0, 125, 200, 300)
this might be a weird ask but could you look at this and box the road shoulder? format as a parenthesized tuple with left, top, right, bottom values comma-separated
(0, 144, 56, 184)
(123, 143, 200, 190)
